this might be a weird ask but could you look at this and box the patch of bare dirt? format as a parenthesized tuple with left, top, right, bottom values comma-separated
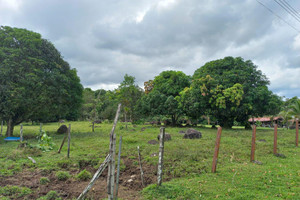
(0, 157, 157, 200)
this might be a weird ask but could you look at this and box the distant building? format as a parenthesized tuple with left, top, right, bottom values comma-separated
(248, 117, 283, 127)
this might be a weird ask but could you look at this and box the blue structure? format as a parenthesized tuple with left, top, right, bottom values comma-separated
(4, 137, 20, 141)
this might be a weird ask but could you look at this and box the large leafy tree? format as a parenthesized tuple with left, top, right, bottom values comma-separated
(138, 70, 190, 125)
(191, 57, 281, 128)
(0, 26, 83, 136)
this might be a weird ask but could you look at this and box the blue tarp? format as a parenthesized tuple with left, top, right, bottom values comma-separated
(4, 137, 20, 141)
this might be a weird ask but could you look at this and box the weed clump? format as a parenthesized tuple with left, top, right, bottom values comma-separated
(37, 190, 62, 200)
(40, 177, 50, 185)
(0, 185, 31, 199)
(55, 171, 71, 181)
(76, 169, 92, 181)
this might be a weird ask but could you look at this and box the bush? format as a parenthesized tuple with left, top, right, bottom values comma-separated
(55, 171, 71, 181)
(76, 169, 92, 181)
(40, 177, 50, 185)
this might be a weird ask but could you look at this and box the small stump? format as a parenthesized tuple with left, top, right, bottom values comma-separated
(57, 125, 68, 134)
(183, 128, 202, 139)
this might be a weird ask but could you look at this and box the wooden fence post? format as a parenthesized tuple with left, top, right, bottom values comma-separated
(58, 134, 67, 153)
(296, 118, 299, 147)
(92, 122, 95, 132)
(157, 127, 165, 186)
(115, 136, 122, 200)
(20, 124, 23, 142)
(40, 123, 43, 132)
(273, 124, 278, 154)
(67, 124, 71, 158)
(250, 125, 256, 162)
(1, 121, 3, 136)
(107, 103, 121, 200)
(212, 127, 222, 173)
(137, 146, 145, 187)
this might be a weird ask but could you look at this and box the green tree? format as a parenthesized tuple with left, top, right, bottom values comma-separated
(138, 70, 190, 125)
(192, 57, 281, 128)
(0, 26, 83, 136)
(117, 74, 143, 122)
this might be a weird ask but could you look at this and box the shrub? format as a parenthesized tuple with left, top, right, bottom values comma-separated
(40, 177, 50, 185)
(55, 171, 71, 181)
(76, 169, 92, 181)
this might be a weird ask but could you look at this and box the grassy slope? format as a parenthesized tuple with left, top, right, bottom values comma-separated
(0, 122, 299, 199)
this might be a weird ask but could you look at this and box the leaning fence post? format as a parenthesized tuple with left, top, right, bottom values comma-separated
(67, 124, 71, 158)
(115, 136, 122, 200)
(58, 134, 67, 153)
(273, 124, 278, 154)
(212, 127, 222, 173)
(107, 103, 121, 200)
(250, 125, 256, 162)
(77, 154, 111, 200)
(20, 124, 23, 142)
(296, 118, 299, 147)
(157, 127, 165, 186)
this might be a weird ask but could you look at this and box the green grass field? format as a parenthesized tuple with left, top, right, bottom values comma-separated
(0, 121, 299, 199)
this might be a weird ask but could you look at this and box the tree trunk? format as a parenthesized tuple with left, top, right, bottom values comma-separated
(6, 118, 14, 137)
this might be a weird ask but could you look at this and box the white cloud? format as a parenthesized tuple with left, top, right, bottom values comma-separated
(0, 0, 299, 97)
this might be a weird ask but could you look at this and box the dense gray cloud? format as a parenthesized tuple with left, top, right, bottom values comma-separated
(0, 0, 299, 97)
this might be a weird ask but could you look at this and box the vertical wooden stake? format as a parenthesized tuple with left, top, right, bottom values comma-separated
(40, 123, 43, 132)
(67, 124, 71, 158)
(1, 121, 3, 136)
(273, 124, 278, 154)
(212, 127, 222, 173)
(115, 136, 122, 200)
(20, 124, 23, 142)
(107, 103, 121, 200)
(137, 146, 145, 187)
(296, 118, 299, 147)
(250, 125, 256, 162)
(157, 127, 165, 186)
(92, 122, 95, 132)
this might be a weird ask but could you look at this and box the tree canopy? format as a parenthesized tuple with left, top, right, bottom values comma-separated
(0, 26, 83, 136)
(137, 70, 190, 125)
(189, 57, 282, 128)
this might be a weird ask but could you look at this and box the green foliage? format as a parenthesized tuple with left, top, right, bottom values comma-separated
(37, 190, 62, 200)
(55, 171, 71, 181)
(0, 26, 83, 136)
(39, 177, 50, 185)
(76, 169, 92, 181)
(35, 130, 54, 152)
(191, 57, 282, 128)
(0, 185, 31, 199)
(137, 70, 190, 125)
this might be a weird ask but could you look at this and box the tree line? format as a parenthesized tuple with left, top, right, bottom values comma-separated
(82, 57, 298, 129)
(1, 26, 299, 136)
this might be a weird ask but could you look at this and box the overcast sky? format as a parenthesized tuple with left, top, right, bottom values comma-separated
(0, 0, 299, 98)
